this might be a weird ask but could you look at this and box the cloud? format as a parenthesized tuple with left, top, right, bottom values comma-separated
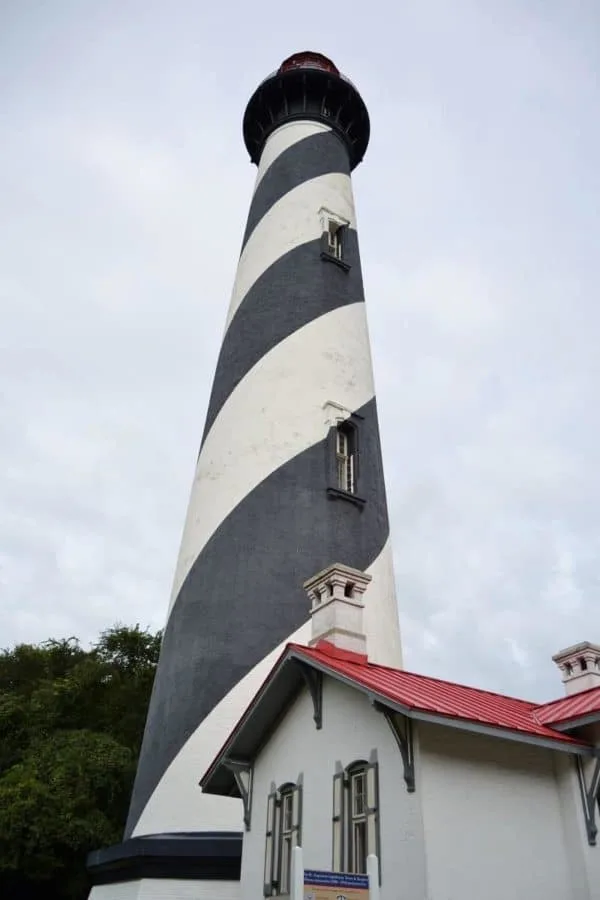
(2, 1, 600, 705)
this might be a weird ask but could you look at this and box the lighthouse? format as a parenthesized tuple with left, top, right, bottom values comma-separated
(88, 51, 402, 898)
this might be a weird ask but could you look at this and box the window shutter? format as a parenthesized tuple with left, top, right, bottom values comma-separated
(365, 761, 380, 864)
(264, 789, 278, 896)
(291, 782, 303, 847)
(332, 770, 345, 871)
(352, 423, 359, 483)
(348, 453, 355, 493)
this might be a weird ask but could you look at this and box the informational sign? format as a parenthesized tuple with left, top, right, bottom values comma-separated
(304, 869, 369, 900)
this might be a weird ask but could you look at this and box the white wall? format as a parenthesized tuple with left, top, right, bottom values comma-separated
(241, 672, 600, 900)
(553, 750, 600, 900)
(241, 677, 427, 900)
(89, 879, 240, 900)
(89, 885, 140, 900)
(418, 723, 573, 900)
(136, 879, 239, 900)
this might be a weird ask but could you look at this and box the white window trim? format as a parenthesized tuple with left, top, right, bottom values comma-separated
(323, 400, 353, 430)
(319, 207, 350, 234)
(319, 206, 349, 261)
(264, 779, 303, 897)
(332, 757, 380, 877)
(349, 769, 367, 873)
(336, 427, 356, 494)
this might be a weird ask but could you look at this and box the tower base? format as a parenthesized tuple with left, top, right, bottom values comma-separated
(87, 832, 242, 899)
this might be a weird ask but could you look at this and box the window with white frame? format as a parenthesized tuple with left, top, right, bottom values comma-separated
(349, 768, 368, 873)
(264, 781, 302, 896)
(336, 423, 356, 494)
(332, 759, 379, 875)
(326, 221, 343, 259)
(319, 208, 349, 267)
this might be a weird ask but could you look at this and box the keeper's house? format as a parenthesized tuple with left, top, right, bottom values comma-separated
(201, 563, 600, 900)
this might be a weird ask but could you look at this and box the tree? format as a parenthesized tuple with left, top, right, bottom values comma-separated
(0, 624, 161, 900)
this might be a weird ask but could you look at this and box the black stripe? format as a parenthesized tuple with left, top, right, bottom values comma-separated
(87, 833, 242, 883)
(125, 396, 390, 837)
(241, 129, 350, 251)
(202, 230, 364, 444)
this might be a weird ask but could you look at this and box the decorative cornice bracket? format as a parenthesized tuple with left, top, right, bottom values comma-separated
(373, 700, 415, 793)
(296, 662, 323, 729)
(576, 750, 600, 846)
(224, 758, 253, 831)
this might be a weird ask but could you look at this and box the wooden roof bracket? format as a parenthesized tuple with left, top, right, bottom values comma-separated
(372, 700, 415, 793)
(223, 758, 253, 831)
(576, 749, 600, 846)
(296, 661, 323, 730)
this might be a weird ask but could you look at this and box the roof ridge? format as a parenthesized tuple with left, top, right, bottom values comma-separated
(533, 685, 600, 712)
(291, 643, 542, 710)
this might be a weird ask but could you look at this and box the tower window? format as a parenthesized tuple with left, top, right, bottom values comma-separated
(336, 424, 355, 494)
(319, 208, 351, 270)
(325, 407, 365, 508)
(326, 222, 343, 260)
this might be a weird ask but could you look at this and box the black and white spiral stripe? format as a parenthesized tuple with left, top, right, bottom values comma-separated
(125, 120, 401, 839)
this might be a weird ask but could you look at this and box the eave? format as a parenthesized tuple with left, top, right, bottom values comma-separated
(200, 646, 593, 798)
(294, 650, 592, 757)
(550, 711, 600, 732)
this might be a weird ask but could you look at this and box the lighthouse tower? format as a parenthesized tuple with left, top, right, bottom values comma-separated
(88, 51, 402, 897)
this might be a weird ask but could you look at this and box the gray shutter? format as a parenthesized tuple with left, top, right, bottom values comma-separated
(264, 789, 278, 896)
(291, 782, 303, 847)
(365, 761, 380, 867)
(332, 770, 345, 872)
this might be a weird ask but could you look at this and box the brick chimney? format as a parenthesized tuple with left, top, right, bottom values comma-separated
(552, 641, 600, 696)
(304, 562, 371, 659)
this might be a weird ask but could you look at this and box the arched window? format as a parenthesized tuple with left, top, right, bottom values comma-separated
(332, 757, 379, 875)
(264, 780, 302, 896)
(348, 764, 368, 873)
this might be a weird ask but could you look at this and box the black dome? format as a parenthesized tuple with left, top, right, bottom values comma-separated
(243, 52, 370, 170)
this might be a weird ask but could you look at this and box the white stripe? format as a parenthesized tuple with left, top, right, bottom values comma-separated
(253, 120, 332, 191)
(362, 536, 402, 669)
(132, 619, 311, 837)
(170, 302, 375, 611)
(225, 172, 356, 331)
(133, 540, 400, 837)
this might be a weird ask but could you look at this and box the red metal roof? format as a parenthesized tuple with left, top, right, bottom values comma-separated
(534, 687, 600, 726)
(290, 644, 587, 748)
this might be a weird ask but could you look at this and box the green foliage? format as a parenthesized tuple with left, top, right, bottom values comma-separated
(0, 624, 161, 900)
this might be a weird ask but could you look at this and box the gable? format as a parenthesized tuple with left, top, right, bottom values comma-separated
(241, 675, 423, 895)
(253, 674, 389, 779)
(201, 645, 591, 806)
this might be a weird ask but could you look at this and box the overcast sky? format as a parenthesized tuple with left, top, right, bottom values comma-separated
(2, 1, 600, 702)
